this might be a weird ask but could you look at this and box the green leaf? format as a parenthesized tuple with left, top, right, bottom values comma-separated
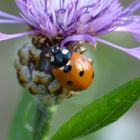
(8, 90, 36, 140)
(50, 77, 140, 140)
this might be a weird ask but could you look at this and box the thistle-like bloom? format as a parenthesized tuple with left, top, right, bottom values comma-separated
(0, 0, 140, 100)
(0, 0, 140, 60)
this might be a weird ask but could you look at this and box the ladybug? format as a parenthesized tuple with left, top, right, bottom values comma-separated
(48, 46, 94, 91)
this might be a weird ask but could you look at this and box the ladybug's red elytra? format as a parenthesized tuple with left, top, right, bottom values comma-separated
(48, 46, 94, 91)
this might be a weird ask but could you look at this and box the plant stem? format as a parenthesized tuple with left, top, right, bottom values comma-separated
(33, 97, 57, 140)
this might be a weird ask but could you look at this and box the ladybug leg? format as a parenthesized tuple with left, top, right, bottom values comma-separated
(76, 41, 84, 49)
(66, 91, 82, 98)
(66, 92, 72, 98)
(78, 46, 87, 54)
(70, 41, 85, 52)
(66, 91, 74, 98)
(76, 41, 86, 53)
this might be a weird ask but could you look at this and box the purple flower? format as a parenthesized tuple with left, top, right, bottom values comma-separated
(1, 0, 140, 60)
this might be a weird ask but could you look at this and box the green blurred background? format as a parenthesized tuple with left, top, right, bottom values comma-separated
(0, 0, 140, 140)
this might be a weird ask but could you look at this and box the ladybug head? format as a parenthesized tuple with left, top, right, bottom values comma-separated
(49, 46, 72, 68)
(50, 46, 61, 55)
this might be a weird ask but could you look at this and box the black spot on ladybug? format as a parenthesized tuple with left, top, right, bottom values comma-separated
(92, 72, 94, 79)
(67, 81, 73, 86)
(79, 71, 84, 77)
(63, 65, 72, 73)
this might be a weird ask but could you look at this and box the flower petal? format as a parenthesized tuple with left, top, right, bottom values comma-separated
(133, 34, 140, 43)
(0, 10, 25, 23)
(115, 16, 140, 35)
(61, 34, 96, 48)
(123, 0, 140, 15)
(115, 15, 140, 44)
(0, 31, 35, 41)
(0, 19, 24, 24)
(95, 37, 140, 60)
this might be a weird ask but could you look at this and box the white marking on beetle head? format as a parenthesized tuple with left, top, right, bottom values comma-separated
(62, 49, 69, 55)
(51, 49, 55, 53)
(56, 47, 60, 50)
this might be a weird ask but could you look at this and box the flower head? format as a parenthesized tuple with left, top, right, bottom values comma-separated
(1, 0, 140, 98)
(14, 0, 123, 37)
(1, 0, 140, 60)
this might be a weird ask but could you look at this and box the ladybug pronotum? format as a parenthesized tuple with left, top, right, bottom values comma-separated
(48, 46, 94, 91)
